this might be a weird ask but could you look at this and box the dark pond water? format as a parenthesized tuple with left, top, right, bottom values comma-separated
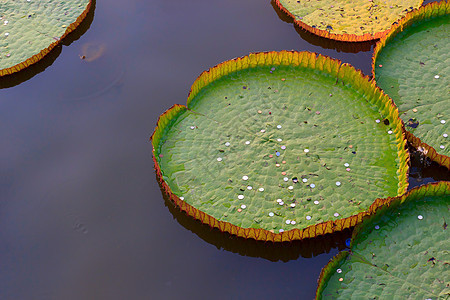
(1, 0, 448, 299)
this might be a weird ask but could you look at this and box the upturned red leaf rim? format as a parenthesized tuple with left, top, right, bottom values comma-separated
(151, 50, 410, 242)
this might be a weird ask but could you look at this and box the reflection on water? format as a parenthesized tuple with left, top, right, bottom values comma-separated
(0, 45, 62, 89)
(161, 180, 351, 262)
(408, 145, 450, 189)
(80, 42, 106, 62)
(270, 0, 376, 54)
(0, 0, 448, 299)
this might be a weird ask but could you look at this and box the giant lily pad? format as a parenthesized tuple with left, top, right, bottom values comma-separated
(316, 181, 450, 299)
(151, 51, 409, 242)
(373, 1, 449, 168)
(0, 0, 92, 76)
(274, 0, 422, 42)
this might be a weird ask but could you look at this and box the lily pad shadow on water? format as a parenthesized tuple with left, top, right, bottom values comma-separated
(159, 177, 351, 262)
(270, 0, 375, 54)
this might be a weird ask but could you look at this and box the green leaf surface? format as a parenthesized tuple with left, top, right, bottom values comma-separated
(317, 182, 450, 299)
(275, 0, 422, 41)
(0, 0, 90, 74)
(153, 52, 408, 240)
(374, 6, 449, 162)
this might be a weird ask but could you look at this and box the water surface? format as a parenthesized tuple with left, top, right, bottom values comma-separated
(0, 0, 446, 299)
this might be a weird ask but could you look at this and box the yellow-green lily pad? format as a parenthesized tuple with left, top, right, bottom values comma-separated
(316, 181, 450, 299)
(274, 0, 422, 41)
(0, 0, 92, 76)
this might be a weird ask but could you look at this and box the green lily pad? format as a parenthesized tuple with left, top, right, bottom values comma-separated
(316, 181, 450, 299)
(152, 51, 409, 242)
(274, 0, 422, 42)
(0, 0, 92, 76)
(373, 2, 449, 168)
